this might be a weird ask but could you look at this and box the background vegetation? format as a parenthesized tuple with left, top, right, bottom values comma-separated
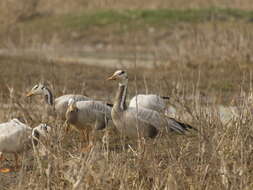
(0, 0, 253, 189)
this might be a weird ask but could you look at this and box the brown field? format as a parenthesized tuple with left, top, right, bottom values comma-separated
(0, 1, 253, 189)
(0, 52, 253, 189)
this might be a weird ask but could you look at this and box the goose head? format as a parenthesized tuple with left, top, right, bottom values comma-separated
(107, 70, 128, 85)
(67, 98, 78, 112)
(26, 83, 53, 105)
(32, 123, 52, 146)
(26, 83, 45, 97)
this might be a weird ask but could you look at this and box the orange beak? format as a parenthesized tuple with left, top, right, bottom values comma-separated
(26, 91, 34, 97)
(69, 105, 75, 112)
(68, 103, 78, 112)
(106, 75, 117, 81)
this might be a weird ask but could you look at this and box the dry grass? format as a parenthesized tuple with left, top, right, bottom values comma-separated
(0, 1, 253, 189)
(0, 55, 253, 189)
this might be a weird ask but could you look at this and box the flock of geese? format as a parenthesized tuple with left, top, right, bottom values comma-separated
(0, 70, 195, 172)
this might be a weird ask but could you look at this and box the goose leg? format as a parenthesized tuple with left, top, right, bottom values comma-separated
(79, 128, 93, 152)
(14, 153, 20, 171)
(0, 153, 3, 161)
(92, 119, 106, 144)
(79, 128, 89, 142)
(89, 120, 103, 146)
(0, 153, 4, 171)
(64, 120, 70, 134)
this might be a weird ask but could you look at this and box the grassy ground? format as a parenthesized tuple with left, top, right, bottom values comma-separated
(2, 8, 253, 44)
(1, 8, 253, 72)
(35, 8, 253, 29)
(0, 1, 253, 189)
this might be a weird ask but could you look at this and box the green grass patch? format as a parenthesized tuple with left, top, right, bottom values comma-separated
(61, 8, 253, 29)
(15, 7, 253, 40)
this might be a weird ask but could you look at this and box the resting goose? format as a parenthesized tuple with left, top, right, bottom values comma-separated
(107, 70, 195, 138)
(129, 94, 170, 113)
(65, 98, 112, 149)
(26, 84, 92, 120)
(0, 119, 51, 172)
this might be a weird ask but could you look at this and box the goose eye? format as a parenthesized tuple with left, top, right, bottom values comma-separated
(71, 109, 77, 113)
(119, 71, 125, 75)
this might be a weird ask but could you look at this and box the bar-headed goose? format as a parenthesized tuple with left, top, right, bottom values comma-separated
(129, 94, 170, 113)
(26, 84, 92, 120)
(107, 70, 195, 138)
(65, 98, 112, 149)
(0, 119, 51, 172)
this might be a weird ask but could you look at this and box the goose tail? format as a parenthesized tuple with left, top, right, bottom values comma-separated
(161, 96, 170, 100)
(166, 117, 197, 134)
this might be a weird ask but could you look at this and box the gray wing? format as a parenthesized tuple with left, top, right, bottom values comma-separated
(55, 94, 91, 103)
(125, 107, 193, 134)
(55, 95, 92, 119)
(129, 94, 167, 112)
(90, 101, 112, 119)
(77, 101, 112, 119)
(125, 107, 166, 129)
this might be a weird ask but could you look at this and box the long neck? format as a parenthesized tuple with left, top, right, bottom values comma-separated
(42, 87, 54, 106)
(31, 129, 40, 146)
(114, 80, 128, 111)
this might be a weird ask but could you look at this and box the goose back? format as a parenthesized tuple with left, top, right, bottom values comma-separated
(129, 94, 169, 112)
(55, 94, 91, 120)
(66, 100, 111, 131)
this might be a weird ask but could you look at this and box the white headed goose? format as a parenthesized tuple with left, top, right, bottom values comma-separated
(65, 98, 112, 151)
(26, 84, 91, 120)
(66, 98, 112, 131)
(0, 119, 51, 172)
(107, 70, 195, 138)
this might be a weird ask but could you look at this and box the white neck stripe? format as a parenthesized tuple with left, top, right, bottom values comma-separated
(43, 87, 53, 105)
